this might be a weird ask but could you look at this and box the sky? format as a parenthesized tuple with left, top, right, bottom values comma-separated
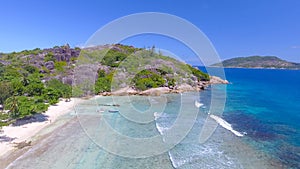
(0, 0, 300, 64)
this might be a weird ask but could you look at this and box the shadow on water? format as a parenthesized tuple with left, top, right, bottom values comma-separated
(276, 143, 300, 169)
(223, 111, 300, 168)
(223, 112, 277, 141)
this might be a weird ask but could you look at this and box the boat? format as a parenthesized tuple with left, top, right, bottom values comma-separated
(97, 109, 105, 113)
(108, 110, 119, 113)
(99, 103, 120, 107)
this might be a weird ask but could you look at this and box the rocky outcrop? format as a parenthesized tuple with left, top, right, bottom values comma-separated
(209, 76, 229, 84)
(44, 61, 55, 70)
(0, 60, 11, 66)
(111, 87, 138, 96)
(101, 92, 112, 96)
(98, 65, 111, 74)
(98, 76, 229, 96)
(176, 83, 194, 92)
(61, 76, 74, 85)
(43, 44, 80, 62)
(139, 87, 170, 96)
(110, 87, 172, 96)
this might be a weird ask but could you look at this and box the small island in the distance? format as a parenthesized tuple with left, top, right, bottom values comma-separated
(211, 56, 300, 69)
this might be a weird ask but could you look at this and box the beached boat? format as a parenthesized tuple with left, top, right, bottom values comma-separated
(97, 109, 105, 113)
(108, 110, 119, 113)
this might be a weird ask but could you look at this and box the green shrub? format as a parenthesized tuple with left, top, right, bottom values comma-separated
(23, 74, 45, 96)
(32, 96, 49, 113)
(44, 52, 55, 62)
(2, 66, 22, 81)
(5, 96, 32, 118)
(187, 65, 210, 81)
(42, 88, 60, 105)
(95, 77, 111, 93)
(101, 50, 127, 67)
(95, 70, 114, 93)
(167, 78, 176, 87)
(24, 65, 39, 74)
(0, 82, 13, 104)
(4, 96, 49, 119)
(45, 79, 72, 98)
(54, 61, 67, 72)
(41, 66, 50, 74)
(133, 70, 166, 91)
(72, 86, 84, 97)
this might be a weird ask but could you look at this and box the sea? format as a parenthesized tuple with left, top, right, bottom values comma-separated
(6, 68, 300, 169)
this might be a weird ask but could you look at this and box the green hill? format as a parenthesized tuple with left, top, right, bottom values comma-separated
(0, 44, 211, 125)
(212, 56, 300, 69)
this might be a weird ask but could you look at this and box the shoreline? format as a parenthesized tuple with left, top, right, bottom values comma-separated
(99, 76, 229, 96)
(0, 98, 80, 159)
(0, 81, 228, 168)
(0, 83, 225, 159)
(0, 93, 287, 168)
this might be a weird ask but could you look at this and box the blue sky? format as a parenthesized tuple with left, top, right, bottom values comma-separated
(0, 0, 299, 64)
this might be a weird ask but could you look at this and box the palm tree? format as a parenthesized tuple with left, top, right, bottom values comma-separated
(5, 96, 19, 118)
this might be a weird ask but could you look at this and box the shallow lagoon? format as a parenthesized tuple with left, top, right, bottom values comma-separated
(6, 68, 300, 169)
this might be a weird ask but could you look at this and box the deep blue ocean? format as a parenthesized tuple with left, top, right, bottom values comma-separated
(7, 68, 300, 169)
(203, 67, 300, 168)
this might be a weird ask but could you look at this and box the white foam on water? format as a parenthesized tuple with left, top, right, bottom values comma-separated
(153, 112, 162, 121)
(167, 144, 233, 169)
(209, 115, 244, 137)
(194, 100, 204, 108)
(153, 112, 170, 143)
(155, 123, 169, 136)
(168, 151, 188, 168)
(153, 111, 186, 168)
(154, 112, 242, 168)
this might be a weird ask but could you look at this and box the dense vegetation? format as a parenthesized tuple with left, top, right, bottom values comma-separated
(0, 62, 72, 126)
(100, 44, 141, 67)
(212, 56, 300, 69)
(95, 70, 114, 93)
(0, 46, 74, 127)
(187, 65, 210, 81)
(132, 69, 166, 91)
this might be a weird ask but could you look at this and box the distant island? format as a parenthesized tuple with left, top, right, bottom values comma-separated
(211, 56, 300, 69)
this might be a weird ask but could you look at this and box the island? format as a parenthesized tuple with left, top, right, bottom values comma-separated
(211, 56, 300, 69)
(0, 44, 228, 128)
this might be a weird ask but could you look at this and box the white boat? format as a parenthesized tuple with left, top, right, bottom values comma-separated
(97, 109, 105, 113)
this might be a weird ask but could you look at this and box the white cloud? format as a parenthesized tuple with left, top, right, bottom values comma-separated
(291, 46, 300, 49)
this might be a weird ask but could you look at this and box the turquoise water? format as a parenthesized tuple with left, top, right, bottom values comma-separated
(220, 68, 300, 168)
(200, 67, 300, 168)
(6, 68, 300, 169)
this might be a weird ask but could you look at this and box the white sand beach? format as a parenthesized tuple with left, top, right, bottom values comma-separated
(0, 98, 79, 158)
